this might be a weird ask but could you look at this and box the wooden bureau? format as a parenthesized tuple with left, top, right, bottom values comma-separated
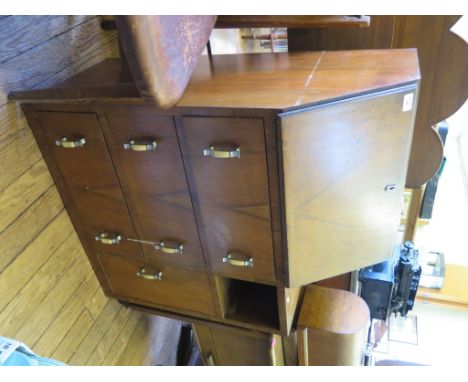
(11, 50, 420, 358)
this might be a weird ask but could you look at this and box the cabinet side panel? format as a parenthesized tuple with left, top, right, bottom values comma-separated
(281, 86, 417, 286)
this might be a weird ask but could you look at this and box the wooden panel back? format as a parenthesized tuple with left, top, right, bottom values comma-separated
(281, 86, 417, 287)
(33, 111, 142, 258)
(102, 111, 205, 269)
(181, 117, 276, 283)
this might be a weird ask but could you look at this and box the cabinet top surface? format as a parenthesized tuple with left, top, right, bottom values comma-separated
(10, 49, 420, 111)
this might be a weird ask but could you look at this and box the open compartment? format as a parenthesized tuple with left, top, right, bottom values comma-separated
(214, 276, 280, 331)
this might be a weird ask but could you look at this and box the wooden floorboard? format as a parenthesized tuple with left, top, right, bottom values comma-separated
(0, 126, 42, 192)
(0, 211, 72, 313)
(51, 308, 96, 363)
(0, 16, 118, 107)
(32, 270, 101, 357)
(0, 232, 82, 337)
(100, 309, 143, 365)
(0, 159, 53, 232)
(14, 235, 94, 345)
(0, 16, 92, 64)
(68, 299, 122, 365)
(0, 15, 180, 366)
(116, 315, 181, 366)
(86, 304, 133, 365)
(0, 185, 63, 272)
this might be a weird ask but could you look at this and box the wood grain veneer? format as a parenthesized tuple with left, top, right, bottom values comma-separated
(181, 116, 275, 283)
(297, 285, 370, 366)
(289, 15, 468, 188)
(10, 48, 420, 360)
(281, 85, 417, 286)
(9, 49, 420, 112)
(101, 111, 205, 269)
(32, 111, 143, 260)
(98, 254, 217, 317)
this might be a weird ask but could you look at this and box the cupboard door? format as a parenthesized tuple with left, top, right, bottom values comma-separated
(193, 323, 284, 366)
(103, 112, 205, 269)
(181, 117, 275, 283)
(34, 111, 142, 258)
(98, 254, 217, 316)
(280, 86, 417, 287)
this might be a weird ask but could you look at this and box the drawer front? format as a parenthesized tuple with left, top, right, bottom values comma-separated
(35, 112, 142, 258)
(182, 117, 275, 283)
(102, 112, 205, 269)
(281, 86, 417, 287)
(98, 254, 217, 316)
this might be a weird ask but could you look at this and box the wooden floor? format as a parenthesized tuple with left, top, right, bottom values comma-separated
(0, 16, 181, 365)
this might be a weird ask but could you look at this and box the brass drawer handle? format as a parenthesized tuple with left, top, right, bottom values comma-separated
(154, 241, 184, 255)
(222, 253, 253, 267)
(203, 146, 240, 159)
(384, 184, 397, 192)
(55, 137, 86, 148)
(95, 232, 122, 245)
(123, 139, 157, 151)
(136, 268, 162, 281)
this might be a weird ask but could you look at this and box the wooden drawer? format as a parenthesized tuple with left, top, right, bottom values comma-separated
(102, 112, 205, 269)
(98, 254, 217, 316)
(34, 112, 142, 258)
(181, 117, 275, 283)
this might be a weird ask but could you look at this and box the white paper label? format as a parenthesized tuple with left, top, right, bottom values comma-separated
(402, 93, 414, 112)
(0, 336, 35, 365)
(0, 337, 21, 364)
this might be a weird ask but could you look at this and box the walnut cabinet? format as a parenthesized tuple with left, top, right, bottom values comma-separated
(11, 50, 420, 358)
